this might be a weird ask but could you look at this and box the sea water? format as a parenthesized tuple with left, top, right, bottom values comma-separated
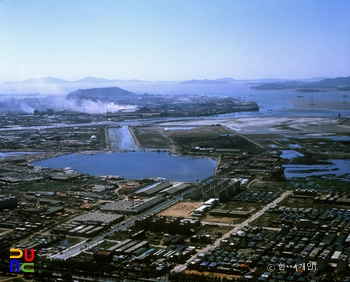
(31, 151, 217, 182)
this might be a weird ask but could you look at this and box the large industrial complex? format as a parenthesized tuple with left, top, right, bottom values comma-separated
(0, 85, 350, 282)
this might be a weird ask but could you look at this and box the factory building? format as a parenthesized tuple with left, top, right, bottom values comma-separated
(101, 196, 166, 214)
(124, 241, 149, 256)
(135, 215, 200, 235)
(51, 212, 123, 237)
(209, 209, 250, 218)
(107, 239, 133, 254)
(93, 250, 113, 262)
(337, 254, 349, 273)
(203, 198, 219, 209)
(161, 183, 190, 196)
(135, 181, 172, 197)
(51, 222, 107, 237)
(0, 196, 18, 211)
(317, 251, 331, 271)
(191, 178, 240, 201)
(192, 205, 210, 217)
(72, 212, 124, 225)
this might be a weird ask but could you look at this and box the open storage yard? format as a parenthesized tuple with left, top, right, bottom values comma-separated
(158, 201, 203, 218)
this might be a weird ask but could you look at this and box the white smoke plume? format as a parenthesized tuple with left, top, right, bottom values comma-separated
(50, 96, 136, 114)
(0, 96, 136, 115)
(19, 102, 36, 114)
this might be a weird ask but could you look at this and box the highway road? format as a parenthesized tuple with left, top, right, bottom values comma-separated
(50, 195, 183, 260)
(173, 190, 293, 273)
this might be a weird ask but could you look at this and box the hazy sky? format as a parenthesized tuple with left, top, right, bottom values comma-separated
(1, 0, 349, 81)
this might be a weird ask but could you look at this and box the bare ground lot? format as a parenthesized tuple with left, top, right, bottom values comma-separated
(157, 200, 256, 224)
(157, 201, 203, 218)
(201, 214, 244, 224)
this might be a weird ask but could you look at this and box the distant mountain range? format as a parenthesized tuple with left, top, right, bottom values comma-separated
(180, 78, 240, 84)
(3, 76, 339, 85)
(250, 76, 350, 91)
(3, 75, 350, 92)
(67, 87, 136, 102)
(179, 77, 332, 85)
(10, 77, 70, 84)
(3, 76, 148, 84)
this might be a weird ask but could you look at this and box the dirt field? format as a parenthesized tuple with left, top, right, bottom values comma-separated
(158, 201, 249, 224)
(157, 201, 203, 218)
(201, 214, 244, 224)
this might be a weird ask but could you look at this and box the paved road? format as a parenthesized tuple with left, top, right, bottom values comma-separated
(173, 190, 293, 273)
(50, 196, 183, 260)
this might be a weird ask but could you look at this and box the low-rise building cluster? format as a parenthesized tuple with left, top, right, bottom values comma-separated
(191, 224, 350, 280)
(51, 212, 125, 237)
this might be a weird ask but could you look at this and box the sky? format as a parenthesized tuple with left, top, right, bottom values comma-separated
(0, 0, 349, 82)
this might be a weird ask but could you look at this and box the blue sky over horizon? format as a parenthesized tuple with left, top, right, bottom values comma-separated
(0, 0, 349, 81)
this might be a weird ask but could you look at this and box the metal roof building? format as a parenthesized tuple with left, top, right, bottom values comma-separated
(101, 196, 166, 214)
(72, 212, 124, 224)
(135, 182, 172, 197)
(161, 183, 190, 196)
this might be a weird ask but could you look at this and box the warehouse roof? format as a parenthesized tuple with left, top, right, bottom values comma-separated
(101, 196, 166, 214)
(162, 183, 190, 196)
(135, 181, 172, 197)
(72, 212, 124, 224)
